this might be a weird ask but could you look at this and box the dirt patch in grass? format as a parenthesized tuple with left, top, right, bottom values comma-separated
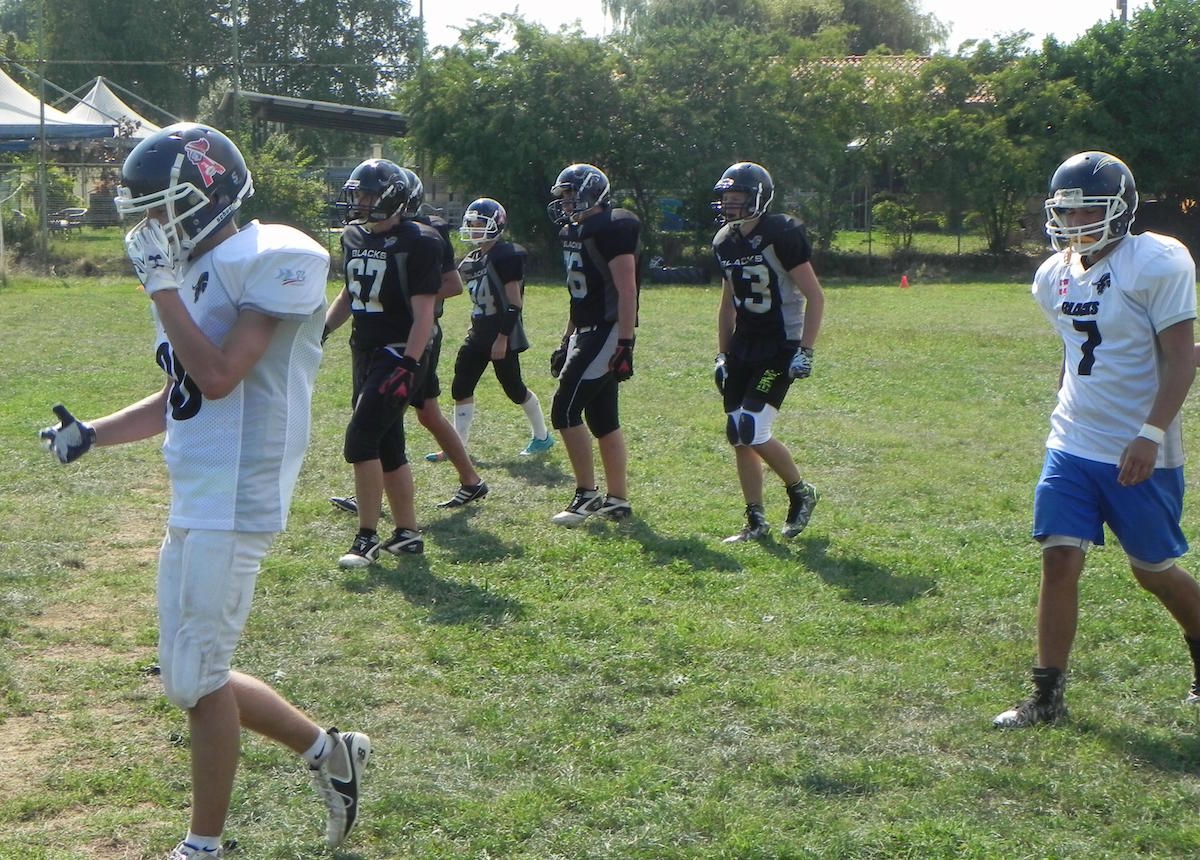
(0, 714, 66, 804)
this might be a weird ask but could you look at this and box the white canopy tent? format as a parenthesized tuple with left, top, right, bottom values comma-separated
(0, 66, 113, 142)
(64, 77, 160, 139)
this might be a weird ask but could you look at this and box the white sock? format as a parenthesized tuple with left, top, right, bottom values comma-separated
(301, 729, 329, 766)
(522, 391, 548, 440)
(454, 402, 475, 445)
(183, 832, 222, 853)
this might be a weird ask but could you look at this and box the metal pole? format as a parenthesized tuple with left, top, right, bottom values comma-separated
(419, 0, 425, 62)
(38, 72, 48, 266)
(231, 0, 240, 132)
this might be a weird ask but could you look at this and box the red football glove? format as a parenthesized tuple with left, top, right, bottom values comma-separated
(378, 355, 421, 402)
(609, 338, 634, 382)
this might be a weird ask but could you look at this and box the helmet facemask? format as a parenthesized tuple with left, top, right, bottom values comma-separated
(547, 165, 610, 226)
(460, 213, 500, 244)
(338, 182, 403, 226)
(1044, 181, 1132, 255)
(712, 180, 771, 227)
(116, 152, 250, 265)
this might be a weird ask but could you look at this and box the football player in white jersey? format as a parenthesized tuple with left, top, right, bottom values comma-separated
(38, 124, 369, 858)
(994, 151, 1200, 729)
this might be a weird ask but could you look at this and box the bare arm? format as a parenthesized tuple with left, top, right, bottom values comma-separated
(788, 261, 825, 349)
(1118, 318, 1196, 486)
(717, 279, 735, 354)
(324, 287, 352, 334)
(492, 279, 524, 360)
(90, 383, 171, 446)
(150, 291, 280, 400)
(406, 293, 437, 363)
(437, 269, 464, 300)
(1146, 319, 1196, 430)
(609, 253, 638, 341)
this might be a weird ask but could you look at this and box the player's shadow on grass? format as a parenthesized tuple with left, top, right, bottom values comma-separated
(343, 553, 522, 626)
(422, 505, 526, 564)
(617, 518, 743, 573)
(777, 536, 938, 606)
(1077, 719, 1200, 776)
(483, 454, 571, 489)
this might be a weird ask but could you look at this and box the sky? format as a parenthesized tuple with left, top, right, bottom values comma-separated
(420, 0, 1154, 53)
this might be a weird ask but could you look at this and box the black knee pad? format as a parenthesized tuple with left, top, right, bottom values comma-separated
(737, 411, 758, 446)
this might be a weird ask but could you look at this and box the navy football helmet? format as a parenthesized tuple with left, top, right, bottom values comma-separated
(115, 122, 253, 262)
(547, 163, 610, 226)
(1044, 151, 1138, 255)
(460, 197, 507, 244)
(337, 159, 417, 225)
(712, 162, 774, 226)
(398, 167, 425, 217)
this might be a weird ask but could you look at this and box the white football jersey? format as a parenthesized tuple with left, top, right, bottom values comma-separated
(1032, 231, 1196, 467)
(152, 221, 329, 531)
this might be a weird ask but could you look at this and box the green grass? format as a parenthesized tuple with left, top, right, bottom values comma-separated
(832, 229, 1046, 256)
(4, 272, 1200, 859)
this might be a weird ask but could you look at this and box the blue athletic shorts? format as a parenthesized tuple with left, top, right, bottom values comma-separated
(1033, 448, 1188, 564)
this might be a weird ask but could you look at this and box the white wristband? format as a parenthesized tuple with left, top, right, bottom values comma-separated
(1137, 423, 1165, 445)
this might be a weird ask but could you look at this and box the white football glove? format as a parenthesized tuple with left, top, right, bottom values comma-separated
(713, 353, 728, 393)
(39, 404, 96, 464)
(124, 218, 180, 296)
(789, 346, 814, 380)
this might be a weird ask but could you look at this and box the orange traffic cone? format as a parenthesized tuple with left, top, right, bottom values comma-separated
(900, 274, 910, 289)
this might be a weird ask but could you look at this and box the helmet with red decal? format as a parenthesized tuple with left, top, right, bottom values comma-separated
(115, 122, 253, 261)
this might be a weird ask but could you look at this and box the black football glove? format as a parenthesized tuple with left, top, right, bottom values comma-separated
(609, 338, 634, 382)
(39, 404, 96, 464)
(378, 355, 421, 403)
(789, 346, 814, 380)
(550, 339, 569, 378)
(714, 353, 728, 393)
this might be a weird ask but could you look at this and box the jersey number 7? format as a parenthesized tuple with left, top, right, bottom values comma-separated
(1072, 319, 1101, 375)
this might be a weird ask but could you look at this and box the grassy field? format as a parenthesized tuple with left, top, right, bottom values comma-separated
(4, 271, 1200, 859)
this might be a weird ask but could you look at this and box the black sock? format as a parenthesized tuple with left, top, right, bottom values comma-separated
(1032, 666, 1063, 697)
(357, 527, 377, 538)
(1185, 635, 1200, 686)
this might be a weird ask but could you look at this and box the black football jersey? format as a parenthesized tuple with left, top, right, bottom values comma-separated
(458, 241, 530, 354)
(415, 213, 456, 324)
(557, 207, 641, 327)
(416, 213, 456, 274)
(713, 213, 812, 359)
(342, 219, 444, 351)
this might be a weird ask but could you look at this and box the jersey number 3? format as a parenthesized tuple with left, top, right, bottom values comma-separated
(731, 264, 772, 313)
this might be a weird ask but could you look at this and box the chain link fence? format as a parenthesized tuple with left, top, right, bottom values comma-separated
(0, 159, 472, 277)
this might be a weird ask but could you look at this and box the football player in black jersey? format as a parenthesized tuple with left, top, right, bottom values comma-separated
(323, 159, 445, 567)
(445, 197, 553, 456)
(545, 163, 641, 526)
(711, 162, 824, 543)
(330, 169, 488, 515)
(397, 169, 489, 509)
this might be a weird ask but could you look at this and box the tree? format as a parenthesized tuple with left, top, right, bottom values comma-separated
(2, 0, 419, 132)
(1039, 0, 1200, 204)
(605, 0, 946, 53)
(403, 16, 635, 255)
(236, 131, 329, 237)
